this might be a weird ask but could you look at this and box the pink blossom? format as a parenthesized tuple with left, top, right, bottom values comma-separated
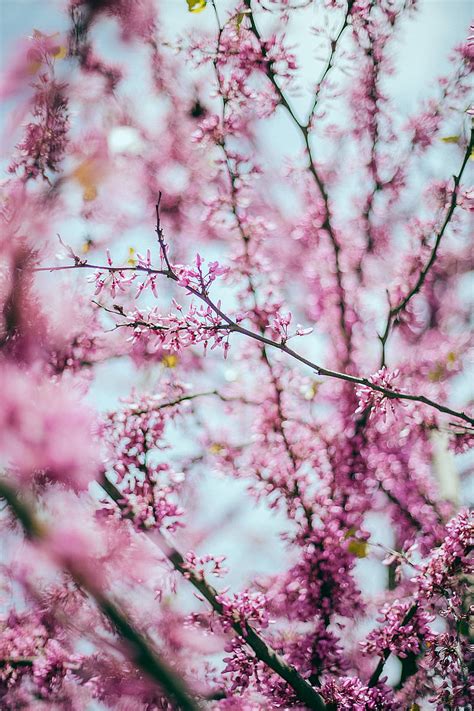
(100, 393, 186, 532)
(362, 600, 434, 659)
(0, 364, 99, 489)
(356, 367, 401, 419)
(174, 254, 229, 295)
(9, 82, 69, 181)
(0, 2, 472, 708)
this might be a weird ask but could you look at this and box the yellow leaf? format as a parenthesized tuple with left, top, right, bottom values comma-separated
(51, 45, 67, 60)
(209, 443, 224, 454)
(83, 185, 97, 202)
(343, 527, 358, 540)
(428, 364, 444, 382)
(440, 135, 460, 144)
(303, 380, 321, 400)
(73, 160, 102, 202)
(409, 705, 420, 711)
(127, 247, 137, 266)
(81, 239, 93, 254)
(73, 159, 97, 188)
(235, 8, 250, 29)
(161, 354, 178, 368)
(347, 540, 368, 558)
(187, 0, 206, 12)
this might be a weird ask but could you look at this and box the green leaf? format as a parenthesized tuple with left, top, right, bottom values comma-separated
(347, 540, 368, 558)
(235, 9, 250, 30)
(343, 527, 358, 540)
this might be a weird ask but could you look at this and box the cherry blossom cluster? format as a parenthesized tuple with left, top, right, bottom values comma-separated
(356, 367, 401, 420)
(122, 301, 233, 358)
(183, 551, 228, 579)
(0, 610, 84, 700)
(7, 31, 69, 182)
(100, 393, 186, 532)
(362, 601, 434, 659)
(320, 676, 394, 711)
(175, 254, 230, 295)
(214, 591, 270, 635)
(415, 507, 472, 601)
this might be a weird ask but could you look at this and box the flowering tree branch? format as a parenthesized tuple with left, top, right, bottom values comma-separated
(367, 604, 418, 688)
(0, 478, 201, 711)
(31, 251, 473, 425)
(2, 3, 472, 707)
(207, 8, 314, 525)
(244, 0, 353, 362)
(306, 1, 355, 127)
(99, 473, 327, 711)
(378, 127, 474, 366)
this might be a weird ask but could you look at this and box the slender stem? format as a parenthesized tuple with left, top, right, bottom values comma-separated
(33, 262, 170, 275)
(378, 128, 474, 366)
(306, 1, 354, 127)
(367, 604, 418, 687)
(125, 390, 258, 416)
(244, 0, 352, 362)
(99, 474, 327, 710)
(209, 9, 313, 525)
(156, 192, 174, 274)
(28, 255, 473, 425)
(0, 478, 200, 711)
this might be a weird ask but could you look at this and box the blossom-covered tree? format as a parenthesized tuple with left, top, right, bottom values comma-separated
(0, 1, 472, 709)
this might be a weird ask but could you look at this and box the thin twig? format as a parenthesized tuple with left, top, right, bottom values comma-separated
(209, 6, 313, 525)
(306, 0, 354, 127)
(156, 191, 174, 275)
(244, 0, 353, 361)
(378, 128, 474, 366)
(28, 252, 473, 425)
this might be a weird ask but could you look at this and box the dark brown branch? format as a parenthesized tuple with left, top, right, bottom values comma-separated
(306, 1, 354, 126)
(0, 657, 34, 668)
(29, 253, 473, 425)
(33, 262, 170, 276)
(156, 192, 175, 275)
(208, 13, 314, 526)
